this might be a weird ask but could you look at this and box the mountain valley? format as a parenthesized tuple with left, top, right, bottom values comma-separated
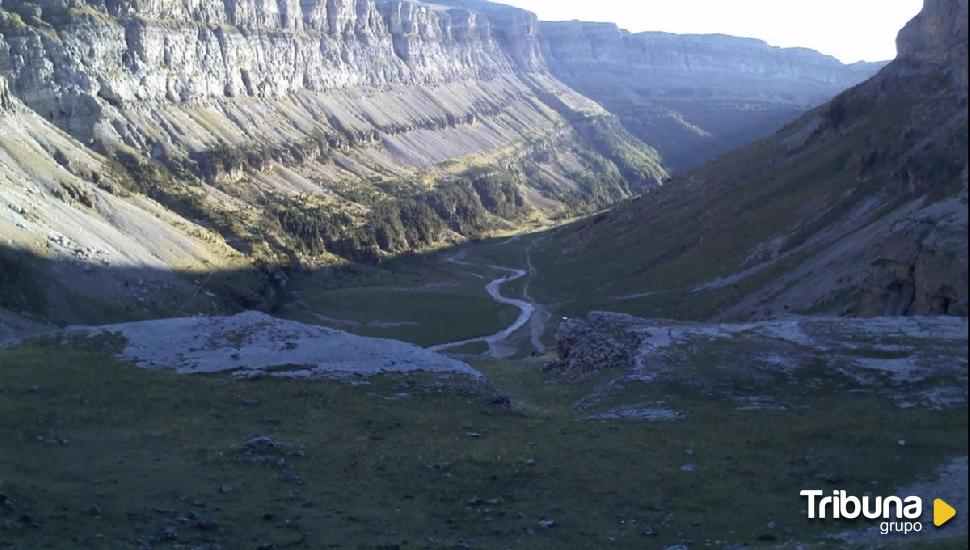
(1, 0, 968, 548)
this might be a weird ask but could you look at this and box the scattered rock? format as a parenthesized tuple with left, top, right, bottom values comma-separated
(194, 518, 218, 531)
(557, 313, 968, 414)
(538, 519, 556, 529)
(161, 526, 178, 541)
(244, 435, 286, 452)
(19, 513, 38, 528)
(485, 394, 512, 410)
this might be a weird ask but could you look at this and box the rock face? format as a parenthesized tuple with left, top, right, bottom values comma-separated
(0, 74, 9, 110)
(3, 0, 539, 131)
(853, 0, 969, 317)
(897, 0, 969, 68)
(0, 0, 665, 252)
(0, 0, 667, 323)
(540, 22, 886, 172)
(529, 0, 968, 320)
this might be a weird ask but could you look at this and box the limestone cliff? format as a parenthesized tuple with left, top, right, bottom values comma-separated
(0, 1, 666, 258)
(0, 0, 668, 323)
(539, 22, 886, 172)
(897, 0, 969, 68)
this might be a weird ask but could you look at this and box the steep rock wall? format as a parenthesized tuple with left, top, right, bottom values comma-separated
(0, 0, 666, 278)
(539, 21, 886, 171)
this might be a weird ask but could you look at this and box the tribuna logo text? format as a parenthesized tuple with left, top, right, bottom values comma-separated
(801, 490, 924, 535)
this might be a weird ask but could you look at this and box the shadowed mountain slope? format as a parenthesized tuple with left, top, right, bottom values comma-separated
(530, 0, 968, 321)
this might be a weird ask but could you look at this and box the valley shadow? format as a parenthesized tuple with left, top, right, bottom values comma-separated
(0, 232, 542, 336)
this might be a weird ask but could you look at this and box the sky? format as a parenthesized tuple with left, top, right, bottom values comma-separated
(499, 0, 924, 63)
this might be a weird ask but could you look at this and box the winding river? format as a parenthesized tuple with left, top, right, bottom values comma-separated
(429, 255, 536, 359)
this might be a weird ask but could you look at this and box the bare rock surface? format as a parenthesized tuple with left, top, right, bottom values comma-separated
(0, 74, 9, 110)
(66, 311, 483, 379)
(556, 312, 968, 412)
(897, 0, 969, 70)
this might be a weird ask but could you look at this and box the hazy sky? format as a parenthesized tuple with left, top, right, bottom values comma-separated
(500, 0, 924, 63)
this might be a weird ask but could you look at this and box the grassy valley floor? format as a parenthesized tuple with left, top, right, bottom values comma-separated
(281, 233, 547, 351)
(0, 340, 966, 548)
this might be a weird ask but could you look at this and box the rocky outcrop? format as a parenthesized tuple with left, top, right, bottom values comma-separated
(554, 312, 968, 412)
(555, 314, 636, 374)
(426, 0, 544, 70)
(539, 22, 885, 171)
(64, 311, 484, 379)
(0, 74, 9, 110)
(859, 195, 968, 317)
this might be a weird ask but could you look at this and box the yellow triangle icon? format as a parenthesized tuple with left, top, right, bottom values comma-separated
(934, 498, 957, 527)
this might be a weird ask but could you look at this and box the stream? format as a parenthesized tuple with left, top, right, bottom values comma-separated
(429, 252, 537, 359)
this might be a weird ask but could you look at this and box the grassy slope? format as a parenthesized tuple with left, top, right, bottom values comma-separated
(527, 62, 967, 321)
(0, 342, 966, 548)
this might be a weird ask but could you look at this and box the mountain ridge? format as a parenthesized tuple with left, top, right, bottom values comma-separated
(539, 19, 887, 171)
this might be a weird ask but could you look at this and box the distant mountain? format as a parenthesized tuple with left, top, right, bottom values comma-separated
(529, 0, 968, 320)
(540, 22, 887, 172)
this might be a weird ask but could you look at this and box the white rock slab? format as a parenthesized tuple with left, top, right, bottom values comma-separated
(67, 311, 483, 379)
